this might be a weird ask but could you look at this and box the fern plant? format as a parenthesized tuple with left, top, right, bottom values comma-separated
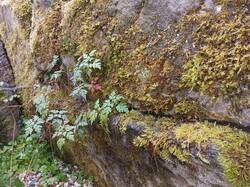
(50, 70, 63, 81)
(70, 83, 89, 99)
(88, 91, 128, 129)
(70, 50, 101, 99)
(74, 112, 88, 138)
(44, 55, 64, 82)
(28, 88, 77, 150)
(46, 110, 76, 150)
(33, 87, 51, 118)
(24, 115, 44, 141)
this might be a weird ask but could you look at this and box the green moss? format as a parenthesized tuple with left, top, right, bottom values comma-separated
(32, 2, 62, 69)
(175, 122, 250, 187)
(132, 113, 190, 162)
(102, 24, 176, 112)
(119, 110, 155, 133)
(60, 0, 104, 57)
(0, 2, 34, 113)
(173, 100, 202, 119)
(60, 34, 78, 55)
(132, 112, 250, 186)
(133, 125, 190, 162)
(180, 10, 249, 98)
(12, 0, 32, 38)
(100, 1, 249, 114)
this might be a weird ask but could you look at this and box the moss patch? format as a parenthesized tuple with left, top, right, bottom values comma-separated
(180, 8, 250, 98)
(32, 2, 62, 72)
(12, 0, 32, 38)
(175, 123, 250, 187)
(119, 110, 155, 133)
(132, 116, 190, 163)
(173, 100, 203, 120)
(132, 116, 250, 186)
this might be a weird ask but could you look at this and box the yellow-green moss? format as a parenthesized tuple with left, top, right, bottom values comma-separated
(0, 13, 34, 112)
(100, 1, 250, 114)
(173, 100, 202, 119)
(175, 122, 250, 187)
(132, 114, 191, 162)
(32, 2, 62, 70)
(180, 10, 250, 98)
(103, 24, 178, 113)
(132, 113, 250, 186)
(12, 0, 32, 38)
(216, 0, 249, 6)
(60, 0, 106, 57)
(133, 123, 190, 163)
(119, 110, 155, 133)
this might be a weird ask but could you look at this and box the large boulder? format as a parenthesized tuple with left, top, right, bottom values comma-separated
(0, 0, 249, 186)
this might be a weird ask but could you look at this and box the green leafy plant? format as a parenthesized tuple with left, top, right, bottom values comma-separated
(74, 112, 88, 138)
(50, 70, 63, 82)
(0, 48, 129, 185)
(88, 91, 129, 129)
(32, 87, 77, 150)
(24, 115, 44, 141)
(0, 134, 89, 186)
(33, 87, 51, 118)
(70, 50, 101, 99)
(44, 55, 64, 82)
(47, 110, 75, 150)
(0, 88, 92, 185)
(70, 83, 89, 99)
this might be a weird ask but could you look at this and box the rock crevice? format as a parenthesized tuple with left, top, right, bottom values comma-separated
(0, 40, 20, 144)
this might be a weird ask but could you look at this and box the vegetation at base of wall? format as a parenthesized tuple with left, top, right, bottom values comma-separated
(0, 134, 93, 186)
(0, 50, 128, 185)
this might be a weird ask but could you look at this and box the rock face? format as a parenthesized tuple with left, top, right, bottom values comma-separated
(0, 40, 20, 144)
(61, 116, 232, 187)
(0, 1, 249, 128)
(0, 0, 249, 186)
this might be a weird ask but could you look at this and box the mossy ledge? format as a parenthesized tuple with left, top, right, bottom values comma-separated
(121, 111, 250, 187)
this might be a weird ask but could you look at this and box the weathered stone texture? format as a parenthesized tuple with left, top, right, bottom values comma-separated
(0, 40, 20, 144)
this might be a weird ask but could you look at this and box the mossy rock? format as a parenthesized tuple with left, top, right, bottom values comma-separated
(131, 112, 250, 187)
